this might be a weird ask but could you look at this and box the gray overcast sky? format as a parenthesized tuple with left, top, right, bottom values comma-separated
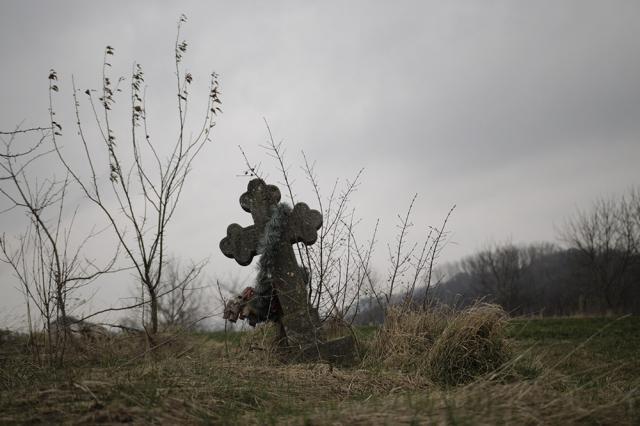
(1, 1, 639, 326)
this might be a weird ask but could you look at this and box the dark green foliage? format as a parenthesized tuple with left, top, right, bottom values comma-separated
(250, 202, 291, 321)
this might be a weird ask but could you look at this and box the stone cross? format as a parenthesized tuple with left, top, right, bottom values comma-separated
(220, 178, 324, 348)
(220, 179, 355, 363)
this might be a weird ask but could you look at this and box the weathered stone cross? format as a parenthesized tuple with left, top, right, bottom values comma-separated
(220, 178, 355, 363)
(220, 179, 323, 346)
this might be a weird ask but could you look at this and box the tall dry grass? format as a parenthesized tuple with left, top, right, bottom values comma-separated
(365, 302, 511, 385)
(427, 303, 511, 385)
(2, 314, 638, 425)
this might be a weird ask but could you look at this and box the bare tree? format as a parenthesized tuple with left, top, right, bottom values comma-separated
(460, 242, 564, 314)
(561, 192, 639, 312)
(461, 243, 523, 314)
(419, 205, 456, 308)
(250, 128, 383, 325)
(237, 127, 378, 324)
(301, 156, 375, 323)
(381, 198, 455, 312)
(48, 15, 221, 333)
(242, 129, 454, 323)
(156, 257, 208, 330)
(0, 127, 118, 364)
(385, 194, 418, 306)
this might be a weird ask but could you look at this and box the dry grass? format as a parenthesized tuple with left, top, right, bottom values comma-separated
(363, 305, 450, 372)
(289, 374, 636, 425)
(365, 302, 511, 385)
(1, 315, 638, 424)
(1, 332, 432, 424)
(427, 303, 511, 385)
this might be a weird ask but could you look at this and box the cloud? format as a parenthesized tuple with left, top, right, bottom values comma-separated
(1, 1, 639, 325)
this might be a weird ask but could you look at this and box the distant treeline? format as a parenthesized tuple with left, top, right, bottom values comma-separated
(433, 244, 640, 315)
(356, 188, 640, 322)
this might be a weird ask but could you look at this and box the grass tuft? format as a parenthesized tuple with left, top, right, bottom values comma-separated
(427, 303, 511, 385)
(365, 302, 511, 385)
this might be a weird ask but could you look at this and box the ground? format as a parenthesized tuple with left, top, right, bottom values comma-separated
(0, 316, 638, 425)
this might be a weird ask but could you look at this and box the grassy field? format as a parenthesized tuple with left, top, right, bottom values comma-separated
(1, 315, 638, 425)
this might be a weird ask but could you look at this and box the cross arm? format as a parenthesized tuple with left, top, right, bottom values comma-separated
(219, 224, 258, 266)
(287, 202, 323, 245)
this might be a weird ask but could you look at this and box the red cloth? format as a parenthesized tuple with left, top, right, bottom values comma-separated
(240, 287, 255, 301)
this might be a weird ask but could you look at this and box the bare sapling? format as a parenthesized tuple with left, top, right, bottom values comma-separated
(48, 14, 222, 334)
(0, 126, 119, 365)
